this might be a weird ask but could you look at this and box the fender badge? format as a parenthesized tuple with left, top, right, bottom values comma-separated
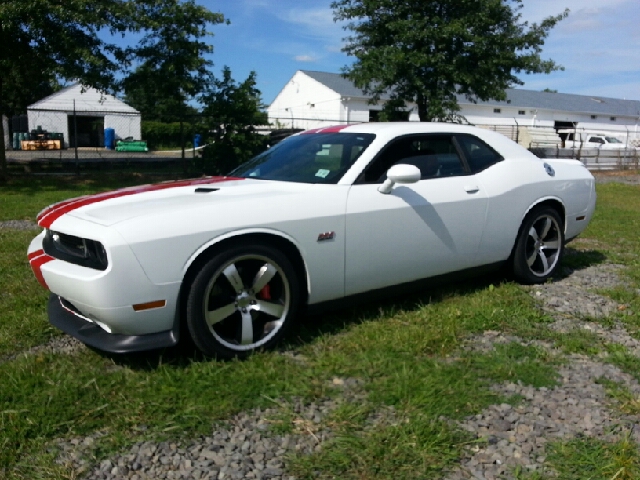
(544, 163, 555, 177)
(317, 231, 335, 242)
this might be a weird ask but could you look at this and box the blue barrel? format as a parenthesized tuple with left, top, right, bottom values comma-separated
(104, 128, 115, 150)
(193, 134, 202, 148)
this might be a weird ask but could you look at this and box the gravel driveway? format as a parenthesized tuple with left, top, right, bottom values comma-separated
(9, 173, 640, 479)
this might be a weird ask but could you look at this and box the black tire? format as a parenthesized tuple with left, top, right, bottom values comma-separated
(512, 206, 564, 284)
(186, 244, 301, 359)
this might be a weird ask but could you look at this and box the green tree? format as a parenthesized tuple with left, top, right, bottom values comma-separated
(332, 0, 568, 122)
(199, 67, 269, 175)
(0, 0, 224, 181)
(122, 0, 225, 122)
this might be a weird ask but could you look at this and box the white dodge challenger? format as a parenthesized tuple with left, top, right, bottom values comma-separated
(28, 123, 596, 358)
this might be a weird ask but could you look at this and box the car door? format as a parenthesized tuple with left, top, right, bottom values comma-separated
(344, 134, 489, 296)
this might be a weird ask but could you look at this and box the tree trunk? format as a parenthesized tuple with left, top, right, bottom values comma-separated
(416, 93, 430, 122)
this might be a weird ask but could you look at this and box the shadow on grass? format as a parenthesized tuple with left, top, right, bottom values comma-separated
(95, 249, 609, 371)
(557, 248, 608, 275)
(104, 270, 507, 371)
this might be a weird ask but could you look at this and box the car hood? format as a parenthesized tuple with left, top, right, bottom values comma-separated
(37, 177, 308, 227)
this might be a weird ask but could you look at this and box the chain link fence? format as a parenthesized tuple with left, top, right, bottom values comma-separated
(5, 112, 640, 174)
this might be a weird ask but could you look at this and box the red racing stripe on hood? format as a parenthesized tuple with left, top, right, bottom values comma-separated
(37, 176, 243, 228)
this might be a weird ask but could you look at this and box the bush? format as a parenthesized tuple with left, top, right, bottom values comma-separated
(141, 121, 200, 150)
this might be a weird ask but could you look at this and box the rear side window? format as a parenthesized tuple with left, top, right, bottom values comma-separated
(455, 135, 503, 173)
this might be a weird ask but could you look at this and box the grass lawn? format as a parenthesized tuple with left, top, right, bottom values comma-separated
(1, 174, 640, 479)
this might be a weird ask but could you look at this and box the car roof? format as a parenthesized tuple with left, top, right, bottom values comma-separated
(299, 122, 536, 161)
(302, 122, 491, 136)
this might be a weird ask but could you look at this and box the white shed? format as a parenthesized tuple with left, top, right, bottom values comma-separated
(27, 84, 141, 148)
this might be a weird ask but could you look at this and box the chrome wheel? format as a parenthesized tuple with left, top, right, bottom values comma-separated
(203, 254, 290, 351)
(524, 214, 562, 277)
(512, 206, 564, 284)
(186, 244, 300, 358)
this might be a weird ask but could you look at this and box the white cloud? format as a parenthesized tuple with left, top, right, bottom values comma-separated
(518, 0, 633, 24)
(294, 55, 316, 62)
(276, 7, 345, 44)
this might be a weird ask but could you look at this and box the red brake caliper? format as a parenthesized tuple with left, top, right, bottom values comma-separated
(258, 284, 271, 300)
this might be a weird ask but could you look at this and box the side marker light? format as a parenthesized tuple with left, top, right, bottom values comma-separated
(132, 300, 167, 311)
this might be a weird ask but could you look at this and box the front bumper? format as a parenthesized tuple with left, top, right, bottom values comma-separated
(49, 294, 179, 354)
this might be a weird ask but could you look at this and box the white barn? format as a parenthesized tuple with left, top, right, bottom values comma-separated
(268, 70, 640, 147)
(27, 84, 141, 148)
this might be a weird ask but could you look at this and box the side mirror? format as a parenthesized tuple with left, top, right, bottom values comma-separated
(378, 164, 421, 194)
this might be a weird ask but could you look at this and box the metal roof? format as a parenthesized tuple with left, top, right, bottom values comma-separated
(28, 84, 139, 114)
(301, 70, 640, 117)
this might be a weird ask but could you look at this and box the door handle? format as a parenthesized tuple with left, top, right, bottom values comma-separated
(464, 185, 480, 194)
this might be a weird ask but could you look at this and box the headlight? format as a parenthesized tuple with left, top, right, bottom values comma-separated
(43, 230, 108, 271)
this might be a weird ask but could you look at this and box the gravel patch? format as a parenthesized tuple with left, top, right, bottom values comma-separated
(0, 219, 40, 230)
(444, 261, 640, 479)
(0, 335, 85, 365)
(593, 173, 640, 185)
(530, 264, 626, 319)
(446, 358, 640, 480)
(53, 382, 379, 480)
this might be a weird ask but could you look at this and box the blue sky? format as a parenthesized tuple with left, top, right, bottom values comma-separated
(118, 0, 640, 104)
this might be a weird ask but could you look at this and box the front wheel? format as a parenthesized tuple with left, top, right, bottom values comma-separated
(186, 244, 301, 359)
(512, 206, 564, 284)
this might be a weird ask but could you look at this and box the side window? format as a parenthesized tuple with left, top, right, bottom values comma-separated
(361, 135, 466, 183)
(455, 134, 503, 173)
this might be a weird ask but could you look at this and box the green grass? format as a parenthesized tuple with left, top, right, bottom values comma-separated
(0, 173, 188, 221)
(290, 414, 469, 480)
(1, 175, 640, 478)
(544, 436, 640, 480)
(0, 229, 55, 357)
(598, 378, 640, 415)
(606, 345, 640, 383)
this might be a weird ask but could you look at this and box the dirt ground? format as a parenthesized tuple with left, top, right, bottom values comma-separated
(592, 170, 640, 184)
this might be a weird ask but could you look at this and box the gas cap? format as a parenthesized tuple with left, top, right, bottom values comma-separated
(544, 162, 555, 177)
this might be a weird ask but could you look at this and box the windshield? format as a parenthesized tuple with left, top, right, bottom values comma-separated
(605, 136, 623, 144)
(230, 132, 375, 184)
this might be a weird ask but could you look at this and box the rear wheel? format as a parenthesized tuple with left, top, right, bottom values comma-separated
(186, 244, 301, 359)
(512, 206, 564, 284)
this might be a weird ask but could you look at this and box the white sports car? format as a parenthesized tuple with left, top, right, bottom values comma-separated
(28, 123, 596, 358)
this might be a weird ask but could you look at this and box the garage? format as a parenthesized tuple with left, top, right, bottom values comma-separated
(27, 84, 141, 149)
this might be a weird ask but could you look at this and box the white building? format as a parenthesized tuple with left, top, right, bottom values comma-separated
(27, 84, 141, 148)
(268, 70, 640, 147)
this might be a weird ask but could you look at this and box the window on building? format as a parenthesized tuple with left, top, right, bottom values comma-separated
(493, 108, 501, 114)
(518, 110, 525, 115)
(610, 117, 617, 122)
(591, 115, 597, 119)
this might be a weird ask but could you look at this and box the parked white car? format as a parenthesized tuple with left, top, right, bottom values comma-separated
(28, 123, 596, 358)
(562, 131, 630, 149)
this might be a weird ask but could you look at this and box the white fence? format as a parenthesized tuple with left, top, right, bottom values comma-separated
(530, 147, 640, 170)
